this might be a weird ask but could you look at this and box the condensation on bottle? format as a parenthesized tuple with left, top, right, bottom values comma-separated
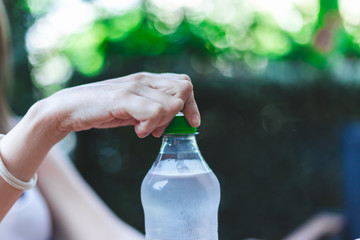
(141, 114, 221, 240)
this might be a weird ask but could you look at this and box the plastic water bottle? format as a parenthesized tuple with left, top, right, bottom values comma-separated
(141, 114, 221, 240)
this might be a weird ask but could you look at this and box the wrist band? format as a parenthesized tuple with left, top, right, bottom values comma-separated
(0, 134, 37, 191)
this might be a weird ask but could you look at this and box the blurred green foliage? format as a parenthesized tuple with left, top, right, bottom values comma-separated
(20, 0, 360, 96)
(5, 0, 360, 239)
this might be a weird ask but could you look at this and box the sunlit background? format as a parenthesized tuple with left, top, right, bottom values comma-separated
(5, 0, 360, 239)
(24, 0, 360, 96)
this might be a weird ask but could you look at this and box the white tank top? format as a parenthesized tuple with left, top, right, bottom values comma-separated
(0, 187, 52, 240)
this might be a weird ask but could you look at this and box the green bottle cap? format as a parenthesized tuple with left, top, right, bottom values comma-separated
(164, 114, 197, 134)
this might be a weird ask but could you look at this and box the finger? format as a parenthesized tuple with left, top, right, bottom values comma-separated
(114, 94, 165, 138)
(182, 91, 201, 127)
(146, 76, 200, 127)
(96, 118, 138, 129)
(125, 72, 201, 128)
(130, 72, 193, 104)
(159, 73, 191, 81)
(152, 123, 171, 138)
(146, 77, 193, 98)
(135, 85, 184, 126)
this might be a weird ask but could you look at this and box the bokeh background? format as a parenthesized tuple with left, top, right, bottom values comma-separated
(4, 0, 360, 239)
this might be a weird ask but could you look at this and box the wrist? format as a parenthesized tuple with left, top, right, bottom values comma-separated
(0, 98, 69, 181)
(0, 134, 38, 190)
(28, 98, 70, 143)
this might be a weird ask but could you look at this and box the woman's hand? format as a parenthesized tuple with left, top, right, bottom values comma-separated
(0, 72, 200, 199)
(41, 72, 200, 139)
(0, 72, 200, 220)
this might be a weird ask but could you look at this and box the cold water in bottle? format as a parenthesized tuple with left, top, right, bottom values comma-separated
(141, 114, 221, 240)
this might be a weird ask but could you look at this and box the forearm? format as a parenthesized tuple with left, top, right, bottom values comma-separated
(0, 100, 67, 220)
(38, 148, 144, 240)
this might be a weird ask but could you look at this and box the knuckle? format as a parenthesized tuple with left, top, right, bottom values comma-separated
(182, 81, 193, 92)
(165, 98, 184, 116)
(152, 103, 165, 116)
(135, 72, 151, 80)
(180, 74, 191, 81)
(173, 98, 184, 110)
(125, 82, 139, 92)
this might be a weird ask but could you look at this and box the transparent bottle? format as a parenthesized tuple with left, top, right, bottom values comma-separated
(141, 114, 221, 240)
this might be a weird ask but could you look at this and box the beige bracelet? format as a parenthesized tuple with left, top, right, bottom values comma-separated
(0, 134, 37, 191)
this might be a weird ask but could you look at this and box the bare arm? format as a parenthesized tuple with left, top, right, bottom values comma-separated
(283, 212, 344, 240)
(38, 146, 144, 240)
(0, 72, 200, 220)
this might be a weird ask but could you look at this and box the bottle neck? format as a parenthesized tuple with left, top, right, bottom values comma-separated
(160, 134, 199, 154)
(153, 133, 211, 174)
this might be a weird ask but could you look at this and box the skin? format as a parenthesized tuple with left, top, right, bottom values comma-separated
(0, 71, 200, 221)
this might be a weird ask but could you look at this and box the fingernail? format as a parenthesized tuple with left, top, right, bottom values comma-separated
(192, 113, 200, 127)
(135, 124, 148, 138)
(139, 132, 151, 138)
(135, 124, 143, 134)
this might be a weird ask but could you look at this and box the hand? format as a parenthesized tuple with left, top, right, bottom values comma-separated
(43, 72, 200, 139)
(0, 72, 200, 218)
